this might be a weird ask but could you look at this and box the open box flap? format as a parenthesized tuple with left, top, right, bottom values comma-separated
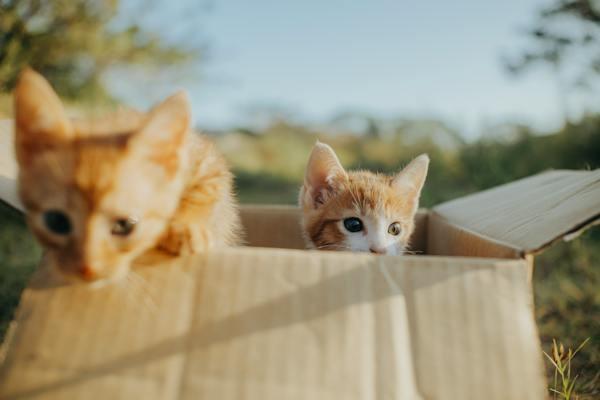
(0, 120, 22, 212)
(433, 170, 600, 255)
(0, 248, 545, 400)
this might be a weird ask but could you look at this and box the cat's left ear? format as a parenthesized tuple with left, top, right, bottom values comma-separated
(131, 91, 191, 159)
(13, 68, 74, 164)
(391, 154, 429, 214)
(301, 141, 347, 208)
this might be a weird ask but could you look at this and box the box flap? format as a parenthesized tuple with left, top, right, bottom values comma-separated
(434, 170, 600, 255)
(0, 248, 545, 399)
(0, 120, 22, 212)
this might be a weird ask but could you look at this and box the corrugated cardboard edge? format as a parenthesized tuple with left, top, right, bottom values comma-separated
(431, 208, 599, 257)
(528, 213, 600, 255)
(428, 211, 523, 259)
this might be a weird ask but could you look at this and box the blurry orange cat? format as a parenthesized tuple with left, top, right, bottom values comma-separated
(299, 142, 429, 255)
(13, 69, 241, 283)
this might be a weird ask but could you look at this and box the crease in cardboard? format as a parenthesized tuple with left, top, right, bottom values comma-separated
(376, 259, 425, 400)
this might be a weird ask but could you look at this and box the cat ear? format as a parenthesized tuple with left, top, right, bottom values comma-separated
(136, 91, 191, 145)
(130, 91, 191, 167)
(302, 141, 347, 208)
(13, 68, 73, 161)
(391, 154, 429, 214)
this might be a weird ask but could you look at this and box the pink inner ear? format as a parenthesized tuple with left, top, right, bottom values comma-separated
(312, 186, 327, 206)
(306, 171, 347, 209)
(304, 143, 347, 208)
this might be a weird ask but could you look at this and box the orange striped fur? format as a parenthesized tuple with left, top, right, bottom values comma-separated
(299, 142, 428, 255)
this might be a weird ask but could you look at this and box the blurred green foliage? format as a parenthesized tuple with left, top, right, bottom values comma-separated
(220, 116, 600, 206)
(0, 0, 195, 102)
(535, 228, 600, 399)
(0, 202, 40, 338)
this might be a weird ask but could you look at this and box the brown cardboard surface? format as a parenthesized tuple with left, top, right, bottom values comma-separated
(240, 205, 306, 249)
(427, 212, 522, 259)
(0, 248, 546, 400)
(434, 169, 600, 254)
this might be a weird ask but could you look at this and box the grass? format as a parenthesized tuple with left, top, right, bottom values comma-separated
(544, 338, 591, 400)
(534, 228, 600, 399)
(0, 202, 41, 338)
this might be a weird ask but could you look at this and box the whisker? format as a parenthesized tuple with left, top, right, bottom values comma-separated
(402, 249, 422, 255)
(315, 243, 349, 251)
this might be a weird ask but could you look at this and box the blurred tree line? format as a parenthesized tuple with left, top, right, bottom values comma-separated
(506, 0, 600, 123)
(219, 116, 600, 206)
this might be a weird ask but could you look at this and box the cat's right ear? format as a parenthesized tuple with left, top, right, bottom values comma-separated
(301, 142, 347, 208)
(131, 91, 190, 162)
(13, 68, 73, 163)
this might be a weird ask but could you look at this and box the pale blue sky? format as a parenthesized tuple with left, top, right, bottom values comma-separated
(109, 0, 592, 137)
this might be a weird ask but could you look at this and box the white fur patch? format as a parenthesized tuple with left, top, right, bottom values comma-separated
(338, 213, 405, 255)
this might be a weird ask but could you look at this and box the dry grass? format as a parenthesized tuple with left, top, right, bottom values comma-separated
(544, 338, 591, 400)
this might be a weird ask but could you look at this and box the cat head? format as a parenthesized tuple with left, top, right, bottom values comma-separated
(14, 68, 191, 283)
(299, 142, 429, 255)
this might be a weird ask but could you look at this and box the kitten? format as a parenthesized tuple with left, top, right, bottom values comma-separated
(13, 69, 241, 283)
(299, 142, 429, 255)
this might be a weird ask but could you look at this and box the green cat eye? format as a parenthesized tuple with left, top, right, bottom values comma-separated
(43, 210, 72, 235)
(343, 217, 363, 233)
(388, 222, 401, 236)
(111, 217, 138, 236)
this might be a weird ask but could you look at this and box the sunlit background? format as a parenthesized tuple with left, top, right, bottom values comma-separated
(108, 0, 598, 135)
(0, 1, 599, 397)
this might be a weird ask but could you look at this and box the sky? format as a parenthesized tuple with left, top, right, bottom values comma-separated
(109, 0, 592, 138)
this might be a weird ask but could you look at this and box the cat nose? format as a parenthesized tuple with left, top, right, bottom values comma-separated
(79, 265, 97, 281)
(369, 247, 386, 255)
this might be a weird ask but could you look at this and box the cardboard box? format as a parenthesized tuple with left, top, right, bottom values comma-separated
(0, 120, 598, 399)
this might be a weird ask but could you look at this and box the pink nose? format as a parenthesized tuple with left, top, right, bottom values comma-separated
(369, 247, 386, 255)
(79, 265, 97, 281)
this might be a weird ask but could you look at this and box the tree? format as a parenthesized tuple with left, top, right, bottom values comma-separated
(505, 0, 600, 123)
(0, 0, 200, 101)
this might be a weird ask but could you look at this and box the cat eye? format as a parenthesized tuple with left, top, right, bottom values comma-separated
(343, 217, 363, 233)
(388, 222, 402, 236)
(43, 210, 72, 235)
(111, 217, 138, 236)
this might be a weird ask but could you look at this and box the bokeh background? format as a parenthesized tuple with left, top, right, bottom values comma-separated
(0, 0, 599, 397)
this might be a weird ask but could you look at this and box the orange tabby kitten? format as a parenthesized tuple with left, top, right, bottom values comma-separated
(14, 69, 241, 283)
(299, 142, 429, 255)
